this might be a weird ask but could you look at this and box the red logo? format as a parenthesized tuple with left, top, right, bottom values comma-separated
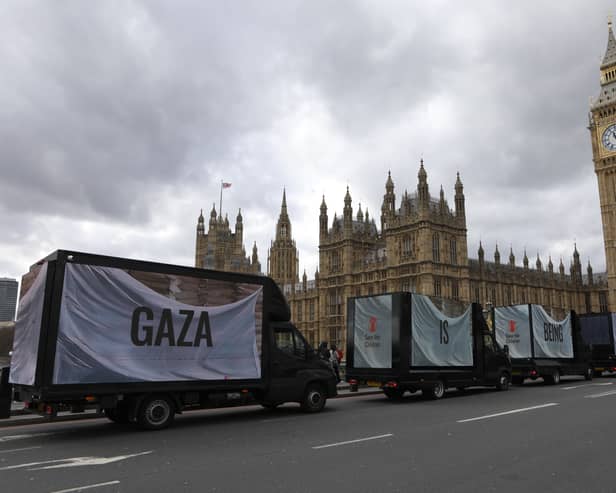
(369, 317, 377, 333)
(509, 320, 516, 333)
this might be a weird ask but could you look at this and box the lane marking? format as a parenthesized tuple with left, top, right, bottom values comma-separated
(0, 433, 54, 443)
(312, 433, 393, 449)
(585, 389, 616, 399)
(0, 446, 42, 454)
(0, 450, 152, 471)
(562, 382, 613, 390)
(457, 403, 559, 423)
(50, 480, 120, 493)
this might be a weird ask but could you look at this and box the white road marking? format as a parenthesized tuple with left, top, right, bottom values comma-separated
(312, 433, 393, 449)
(50, 480, 120, 493)
(457, 403, 559, 423)
(0, 446, 42, 454)
(0, 433, 54, 443)
(0, 450, 152, 471)
(585, 389, 616, 399)
(562, 382, 613, 390)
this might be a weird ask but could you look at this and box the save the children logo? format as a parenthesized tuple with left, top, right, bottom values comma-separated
(364, 315, 381, 348)
(509, 320, 516, 333)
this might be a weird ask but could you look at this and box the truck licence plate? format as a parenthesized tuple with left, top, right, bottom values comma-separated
(367, 381, 382, 387)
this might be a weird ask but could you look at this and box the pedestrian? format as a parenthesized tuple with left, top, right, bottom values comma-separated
(330, 344, 341, 383)
(317, 341, 330, 362)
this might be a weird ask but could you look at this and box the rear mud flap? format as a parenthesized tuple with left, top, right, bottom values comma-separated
(0, 367, 12, 419)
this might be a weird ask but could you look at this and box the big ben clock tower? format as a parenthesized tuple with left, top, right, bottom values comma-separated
(590, 19, 616, 310)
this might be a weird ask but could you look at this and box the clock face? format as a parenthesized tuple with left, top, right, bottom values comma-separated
(602, 124, 616, 151)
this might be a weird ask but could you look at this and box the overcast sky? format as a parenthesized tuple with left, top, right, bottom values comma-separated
(0, 0, 614, 283)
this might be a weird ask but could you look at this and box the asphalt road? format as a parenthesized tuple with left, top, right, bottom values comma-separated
(1, 377, 616, 493)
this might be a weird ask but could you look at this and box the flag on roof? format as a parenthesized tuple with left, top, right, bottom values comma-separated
(222, 182, 232, 189)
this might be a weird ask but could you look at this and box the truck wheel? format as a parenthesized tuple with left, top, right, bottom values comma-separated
(300, 384, 326, 413)
(423, 380, 445, 400)
(496, 372, 510, 391)
(136, 394, 175, 430)
(543, 371, 560, 385)
(585, 367, 594, 381)
(383, 388, 405, 400)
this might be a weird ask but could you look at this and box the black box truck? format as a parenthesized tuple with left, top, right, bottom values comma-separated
(493, 304, 593, 385)
(579, 313, 616, 377)
(345, 292, 511, 399)
(0, 250, 337, 430)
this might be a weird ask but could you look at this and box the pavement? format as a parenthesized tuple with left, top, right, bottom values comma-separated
(1, 382, 381, 428)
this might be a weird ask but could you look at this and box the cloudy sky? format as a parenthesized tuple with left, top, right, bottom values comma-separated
(0, 0, 614, 283)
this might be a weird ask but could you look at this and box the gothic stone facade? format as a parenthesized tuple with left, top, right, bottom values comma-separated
(195, 205, 261, 274)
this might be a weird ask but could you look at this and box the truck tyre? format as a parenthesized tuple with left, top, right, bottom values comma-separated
(383, 388, 405, 400)
(543, 371, 560, 385)
(423, 380, 445, 400)
(585, 367, 594, 381)
(300, 383, 327, 413)
(496, 372, 510, 391)
(136, 394, 175, 430)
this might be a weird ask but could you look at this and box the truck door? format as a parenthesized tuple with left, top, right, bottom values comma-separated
(268, 323, 314, 402)
(482, 332, 504, 382)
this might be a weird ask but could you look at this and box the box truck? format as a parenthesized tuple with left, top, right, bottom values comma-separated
(0, 250, 337, 430)
(493, 304, 593, 385)
(345, 293, 511, 399)
(578, 313, 616, 377)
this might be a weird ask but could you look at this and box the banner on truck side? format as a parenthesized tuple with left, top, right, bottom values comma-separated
(9, 262, 48, 386)
(410, 294, 473, 367)
(579, 314, 612, 346)
(352, 295, 393, 369)
(494, 305, 532, 359)
(52, 264, 263, 384)
(531, 305, 573, 359)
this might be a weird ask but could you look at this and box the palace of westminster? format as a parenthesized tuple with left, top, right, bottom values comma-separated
(195, 22, 616, 349)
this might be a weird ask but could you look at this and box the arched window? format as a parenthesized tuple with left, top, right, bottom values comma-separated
(432, 233, 440, 262)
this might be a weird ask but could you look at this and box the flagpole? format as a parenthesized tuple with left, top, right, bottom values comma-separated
(219, 180, 223, 220)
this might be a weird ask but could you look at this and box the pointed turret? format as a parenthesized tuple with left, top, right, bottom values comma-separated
(235, 208, 243, 247)
(209, 203, 217, 226)
(548, 255, 554, 273)
(523, 249, 529, 269)
(439, 185, 446, 214)
(319, 195, 328, 241)
(588, 260, 594, 285)
(509, 246, 515, 268)
(417, 159, 429, 207)
(381, 171, 396, 230)
(343, 186, 353, 237)
(275, 189, 292, 240)
(536, 253, 542, 272)
(478, 241, 484, 264)
(454, 172, 465, 220)
(592, 18, 616, 109)
(559, 257, 565, 277)
(252, 241, 259, 265)
(197, 209, 205, 234)
(357, 203, 364, 222)
(494, 243, 500, 265)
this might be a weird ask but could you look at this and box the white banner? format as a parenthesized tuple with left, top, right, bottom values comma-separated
(352, 295, 393, 369)
(411, 294, 473, 367)
(53, 264, 262, 384)
(9, 263, 48, 385)
(494, 305, 532, 359)
(531, 305, 573, 359)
